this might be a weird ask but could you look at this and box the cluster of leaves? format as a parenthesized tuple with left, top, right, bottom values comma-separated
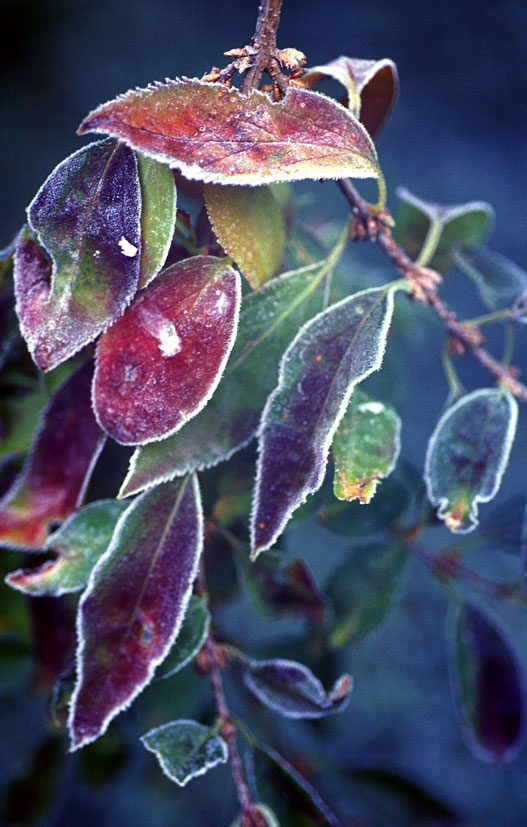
(1, 45, 527, 825)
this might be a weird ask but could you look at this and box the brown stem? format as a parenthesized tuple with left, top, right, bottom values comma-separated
(241, 0, 284, 94)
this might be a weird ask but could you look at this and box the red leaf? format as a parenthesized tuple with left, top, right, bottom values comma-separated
(69, 475, 203, 750)
(78, 79, 381, 186)
(93, 256, 241, 445)
(0, 361, 105, 549)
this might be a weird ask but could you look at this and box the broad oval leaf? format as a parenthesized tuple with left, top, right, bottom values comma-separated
(302, 56, 398, 137)
(447, 603, 526, 762)
(68, 475, 203, 750)
(327, 541, 407, 647)
(331, 389, 401, 503)
(141, 719, 228, 787)
(453, 245, 527, 321)
(243, 657, 352, 719)
(78, 79, 381, 186)
(0, 361, 105, 549)
(136, 152, 177, 288)
(119, 224, 350, 496)
(425, 389, 518, 533)
(156, 595, 210, 679)
(204, 184, 286, 289)
(394, 187, 494, 272)
(16, 140, 141, 371)
(5, 499, 128, 596)
(93, 255, 241, 445)
(251, 283, 401, 558)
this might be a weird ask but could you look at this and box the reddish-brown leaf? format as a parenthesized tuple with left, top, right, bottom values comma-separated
(93, 256, 241, 445)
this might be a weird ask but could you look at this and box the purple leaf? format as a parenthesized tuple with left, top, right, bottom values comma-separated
(15, 139, 141, 371)
(69, 475, 203, 750)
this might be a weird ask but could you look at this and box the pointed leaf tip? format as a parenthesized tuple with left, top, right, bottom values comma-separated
(141, 720, 228, 786)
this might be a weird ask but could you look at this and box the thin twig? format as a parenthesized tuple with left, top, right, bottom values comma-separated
(241, 0, 284, 94)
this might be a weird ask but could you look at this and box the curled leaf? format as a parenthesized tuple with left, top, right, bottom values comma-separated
(141, 719, 228, 787)
(78, 79, 382, 187)
(425, 389, 518, 533)
(16, 140, 141, 371)
(136, 152, 177, 288)
(93, 255, 241, 445)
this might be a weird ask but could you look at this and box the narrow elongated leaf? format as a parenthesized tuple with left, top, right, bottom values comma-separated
(204, 184, 286, 289)
(394, 187, 494, 272)
(447, 603, 526, 762)
(302, 56, 398, 137)
(142, 719, 228, 786)
(252, 283, 401, 557)
(157, 595, 210, 679)
(120, 226, 349, 496)
(16, 140, 141, 371)
(0, 361, 105, 549)
(93, 255, 241, 445)
(331, 389, 401, 503)
(453, 245, 527, 320)
(69, 475, 203, 750)
(136, 152, 177, 288)
(425, 389, 518, 533)
(5, 500, 128, 596)
(78, 80, 381, 186)
(243, 657, 351, 718)
(327, 542, 407, 647)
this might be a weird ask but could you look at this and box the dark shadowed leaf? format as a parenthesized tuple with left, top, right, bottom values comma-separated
(120, 225, 350, 496)
(204, 184, 286, 289)
(349, 767, 459, 824)
(302, 56, 398, 137)
(78, 79, 382, 186)
(394, 187, 494, 272)
(136, 152, 177, 288)
(331, 389, 401, 503)
(243, 657, 351, 718)
(156, 595, 210, 679)
(425, 389, 517, 533)
(318, 476, 410, 537)
(16, 140, 141, 371)
(69, 475, 203, 750)
(249, 741, 340, 827)
(93, 255, 240, 445)
(5, 499, 128, 595)
(447, 603, 526, 762)
(251, 282, 401, 558)
(327, 541, 407, 647)
(238, 554, 326, 623)
(0, 361, 105, 549)
(141, 719, 228, 786)
(453, 245, 527, 321)
(230, 804, 280, 827)
(481, 494, 527, 551)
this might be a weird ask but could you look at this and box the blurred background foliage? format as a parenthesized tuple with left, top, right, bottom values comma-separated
(1, 0, 527, 825)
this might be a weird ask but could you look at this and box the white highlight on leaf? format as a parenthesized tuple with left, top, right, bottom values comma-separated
(357, 401, 384, 415)
(119, 236, 138, 257)
(141, 720, 228, 787)
(157, 321, 181, 357)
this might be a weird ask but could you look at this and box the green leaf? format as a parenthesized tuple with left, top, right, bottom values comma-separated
(331, 390, 401, 503)
(5, 499, 128, 596)
(453, 245, 527, 319)
(141, 719, 228, 786)
(156, 595, 210, 679)
(327, 541, 407, 647)
(243, 657, 352, 718)
(120, 224, 350, 497)
(318, 476, 410, 538)
(394, 187, 494, 271)
(425, 389, 518, 533)
(136, 152, 177, 288)
(252, 282, 402, 558)
(204, 184, 286, 289)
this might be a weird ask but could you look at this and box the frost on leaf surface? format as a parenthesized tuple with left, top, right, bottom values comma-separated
(136, 152, 177, 288)
(251, 283, 400, 558)
(425, 389, 517, 533)
(69, 475, 203, 750)
(331, 389, 401, 503)
(447, 603, 526, 762)
(5, 500, 128, 596)
(93, 255, 241, 445)
(78, 79, 382, 186)
(0, 361, 105, 550)
(141, 720, 228, 787)
(156, 595, 210, 680)
(120, 226, 349, 497)
(15, 140, 141, 371)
